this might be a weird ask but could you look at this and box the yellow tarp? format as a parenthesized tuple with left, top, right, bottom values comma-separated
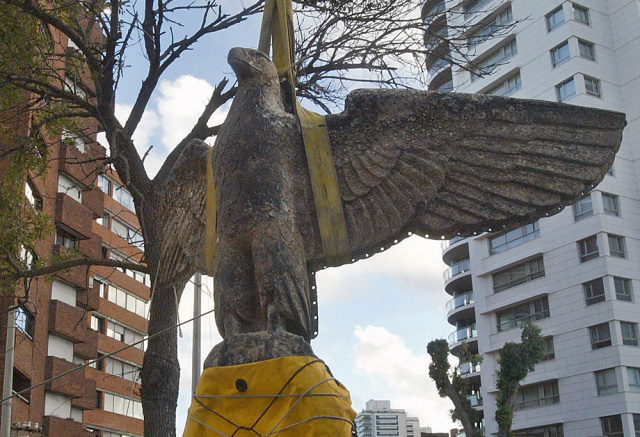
(182, 356, 356, 436)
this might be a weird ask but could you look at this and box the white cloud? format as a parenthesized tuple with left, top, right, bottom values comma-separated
(316, 237, 446, 305)
(353, 325, 456, 432)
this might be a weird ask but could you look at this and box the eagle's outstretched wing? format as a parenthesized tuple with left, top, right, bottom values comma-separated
(303, 89, 625, 267)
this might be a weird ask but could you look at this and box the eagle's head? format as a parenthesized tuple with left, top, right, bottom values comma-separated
(228, 47, 279, 85)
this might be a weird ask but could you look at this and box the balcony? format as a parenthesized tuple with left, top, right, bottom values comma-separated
(444, 259, 471, 281)
(446, 292, 474, 313)
(42, 416, 94, 437)
(466, 392, 483, 407)
(55, 193, 93, 239)
(82, 186, 104, 218)
(58, 142, 99, 187)
(448, 325, 477, 346)
(44, 356, 95, 409)
(48, 300, 92, 343)
(460, 361, 481, 375)
(423, 0, 446, 26)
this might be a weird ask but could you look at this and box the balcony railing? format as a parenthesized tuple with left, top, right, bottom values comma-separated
(446, 291, 474, 313)
(448, 325, 477, 345)
(460, 361, 481, 375)
(441, 235, 467, 251)
(424, 0, 446, 25)
(438, 80, 454, 92)
(428, 57, 450, 77)
(444, 259, 471, 281)
(466, 392, 483, 407)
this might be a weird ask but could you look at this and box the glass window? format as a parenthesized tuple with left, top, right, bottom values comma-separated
(489, 222, 540, 254)
(573, 195, 593, 220)
(97, 174, 111, 195)
(578, 39, 595, 60)
(89, 353, 104, 371)
(602, 193, 619, 216)
(578, 235, 598, 262)
(497, 297, 550, 332)
(608, 234, 626, 258)
(628, 367, 640, 392)
(55, 227, 78, 250)
(589, 322, 611, 349)
(614, 277, 632, 302)
(547, 7, 565, 31)
(595, 368, 618, 395)
(542, 336, 555, 361)
(514, 380, 559, 410)
(493, 257, 545, 292)
(114, 185, 135, 212)
(551, 41, 570, 67)
(573, 4, 590, 25)
(57, 173, 83, 202)
(468, 6, 514, 47)
(601, 415, 623, 437)
(471, 39, 518, 81)
(583, 278, 605, 305)
(556, 78, 576, 102)
(633, 414, 640, 437)
(25, 180, 43, 210)
(487, 72, 522, 97)
(585, 76, 602, 98)
(15, 305, 35, 338)
(90, 315, 104, 333)
(621, 322, 638, 346)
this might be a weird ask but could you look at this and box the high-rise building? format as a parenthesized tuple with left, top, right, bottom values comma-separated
(0, 31, 149, 437)
(355, 399, 421, 437)
(426, 0, 640, 436)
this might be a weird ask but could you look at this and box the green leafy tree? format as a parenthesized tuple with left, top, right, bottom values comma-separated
(495, 322, 545, 437)
(427, 340, 483, 437)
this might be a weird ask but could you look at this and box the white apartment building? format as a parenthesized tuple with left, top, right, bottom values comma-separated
(424, 0, 640, 436)
(355, 400, 421, 437)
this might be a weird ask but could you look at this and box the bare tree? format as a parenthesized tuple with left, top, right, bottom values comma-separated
(0, 0, 514, 435)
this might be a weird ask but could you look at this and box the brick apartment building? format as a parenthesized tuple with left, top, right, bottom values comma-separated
(0, 29, 149, 437)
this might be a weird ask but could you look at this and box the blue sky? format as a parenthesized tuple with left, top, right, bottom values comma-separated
(106, 4, 458, 433)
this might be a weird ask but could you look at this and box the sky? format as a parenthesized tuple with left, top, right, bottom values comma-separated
(104, 3, 459, 433)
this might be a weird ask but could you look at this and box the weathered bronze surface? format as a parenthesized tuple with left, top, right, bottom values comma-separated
(195, 47, 625, 367)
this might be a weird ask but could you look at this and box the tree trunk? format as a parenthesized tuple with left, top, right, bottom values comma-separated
(443, 378, 475, 437)
(497, 381, 520, 437)
(141, 278, 189, 437)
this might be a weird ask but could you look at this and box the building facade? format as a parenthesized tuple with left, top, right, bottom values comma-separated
(0, 30, 149, 437)
(355, 400, 422, 437)
(427, 0, 640, 436)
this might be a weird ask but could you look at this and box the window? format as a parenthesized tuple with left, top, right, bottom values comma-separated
(602, 193, 619, 216)
(628, 367, 640, 392)
(95, 278, 107, 298)
(497, 297, 550, 332)
(106, 321, 145, 350)
(608, 234, 626, 258)
(621, 322, 638, 346)
(514, 380, 559, 410)
(634, 414, 640, 437)
(468, 7, 514, 48)
(90, 315, 104, 333)
(111, 218, 144, 250)
(601, 415, 623, 437)
(96, 211, 110, 228)
(57, 173, 83, 202)
(12, 368, 31, 402)
(15, 305, 35, 338)
(471, 39, 518, 81)
(464, 0, 489, 16)
(583, 278, 605, 305)
(542, 336, 555, 361)
(102, 392, 143, 419)
(55, 227, 78, 250)
(107, 284, 149, 318)
(97, 174, 111, 195)
(89, 353, 104, 371)
(513, 424, 563, 437)
(589, 322, 611, 349)
(614, 277, 632, 302)
(25, 180, 43, 210)
(61, 130, 86, 153)
(585, 76, 602, 98)
(487, 72, 522, 96)
(489, 222, 540, 254)
(104, 356, 141, 382)
(578, 235, 598, 262)
(573, 3, 590, 25)
(547, 7, 565, 31)
(573, 195, 593, 220)
(493, 257, 545, 292)
(556, 78, 576, 102)
(578, 39, 595, 60)
(113, 183, 135, 212)
(64, 76, 87, 100)
(551, 41, 570, 67)
(595, 368, 618, 395)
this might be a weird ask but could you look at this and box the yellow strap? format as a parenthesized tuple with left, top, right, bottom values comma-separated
(259, 0, 351, 266)
(204, 146, 216, 274)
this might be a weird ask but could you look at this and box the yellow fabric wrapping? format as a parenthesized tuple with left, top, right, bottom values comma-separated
(204, 146, 216, 274)
(182, 356, 356, 436)
(257, 0, 351, 266)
